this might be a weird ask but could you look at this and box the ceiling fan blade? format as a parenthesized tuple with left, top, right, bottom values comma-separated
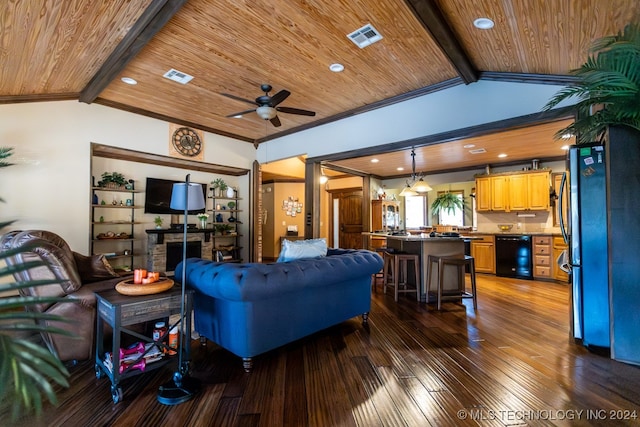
(270, 115, 282, 127)
(220, 93, 258, 105)
(269, 90, 290, 106)
(225, 108, 256, 118)
(277, 106, 316, 116)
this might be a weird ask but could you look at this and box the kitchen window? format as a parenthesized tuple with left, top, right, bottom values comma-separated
(437, 190, 464, 227)
(405, 195, 427, 228)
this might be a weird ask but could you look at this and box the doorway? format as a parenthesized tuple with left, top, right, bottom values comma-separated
(330, 189, 363, 249)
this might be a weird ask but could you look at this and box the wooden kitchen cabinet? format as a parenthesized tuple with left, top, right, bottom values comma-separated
(490, 176, 509, 211)
(508, 174, 528, 210)
(533, 235, 552, 279)
(527, 172, 551, 210)
(475, 177, 492, 211)
(371, 200, 399, 231)
(471, 235, 495, 274)
(552, 172, 568, 227)
(552, 237, 569, 282)
(475, 170, 550, 212)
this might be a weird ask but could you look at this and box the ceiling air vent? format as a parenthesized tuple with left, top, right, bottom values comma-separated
(469, 148, 487, 154)
(347, 24, 383, 48)
(163, 68, 194, 84)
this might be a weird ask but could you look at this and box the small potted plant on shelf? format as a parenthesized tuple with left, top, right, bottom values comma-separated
(99, 172, 128, 189)
(154, 216, 163, 229)
(211, 178, 228, 197)
(197, 213, 209, 229)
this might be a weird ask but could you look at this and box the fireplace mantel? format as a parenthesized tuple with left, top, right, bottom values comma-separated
(146, 228, 213, 244)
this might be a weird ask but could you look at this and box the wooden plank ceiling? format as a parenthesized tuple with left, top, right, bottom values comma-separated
(1, 0, 638, 177)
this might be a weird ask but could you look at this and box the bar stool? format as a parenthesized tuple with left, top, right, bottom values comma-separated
(426, 254, 477, 310)
(371, 247, 387, 292)
(383, 251, 421, 302)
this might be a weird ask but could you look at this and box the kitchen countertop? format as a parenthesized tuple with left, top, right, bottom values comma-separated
(467, 231, 563, 236)
(362, 232, 482, 241)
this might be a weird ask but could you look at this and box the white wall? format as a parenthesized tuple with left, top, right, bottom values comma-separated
(256, 80, 575, 163)
(0, 101, 255, 252)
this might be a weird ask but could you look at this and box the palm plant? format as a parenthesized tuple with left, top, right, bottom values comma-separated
(0, 147, 71, 419)
(543, 23, 640, 144)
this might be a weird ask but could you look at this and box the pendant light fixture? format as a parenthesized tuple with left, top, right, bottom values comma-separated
(400, 148, 431, 196)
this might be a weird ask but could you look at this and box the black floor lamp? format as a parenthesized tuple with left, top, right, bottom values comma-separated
(157, 173, 204, 405)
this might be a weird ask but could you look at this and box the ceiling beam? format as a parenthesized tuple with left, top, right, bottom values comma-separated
(0, 93, 79, 104)
(309, 106, 575, 164)
(79, 0, 188, 103)
(403, 0, 478, 84)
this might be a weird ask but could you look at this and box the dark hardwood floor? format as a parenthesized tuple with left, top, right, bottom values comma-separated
(5, 275, 640, 426)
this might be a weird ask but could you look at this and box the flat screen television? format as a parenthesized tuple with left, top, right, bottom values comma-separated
(144, 177, 207, 214)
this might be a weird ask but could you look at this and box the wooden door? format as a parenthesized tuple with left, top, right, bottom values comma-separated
(333, 190, 363, 249)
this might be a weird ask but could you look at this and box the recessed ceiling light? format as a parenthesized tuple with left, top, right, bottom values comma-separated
(371, 158, 379, 163)
(463, 144, 476, 148)
(121, 77, 137, 85)
(561, 145, 570, 150)
(329, 63, 345, 72)
(561, 133, 573, 139)
(397, 167, 404, 171)
(232, 115, 243, 119)
(498, 153, 507, 158)
(473, 18, 494, 30)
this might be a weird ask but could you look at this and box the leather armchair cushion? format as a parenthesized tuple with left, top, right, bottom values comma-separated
(10, 230, 83, 294)
(73, 252, 119, 283)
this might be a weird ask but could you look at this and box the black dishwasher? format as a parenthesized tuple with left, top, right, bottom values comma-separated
(495, 235, 533, 279)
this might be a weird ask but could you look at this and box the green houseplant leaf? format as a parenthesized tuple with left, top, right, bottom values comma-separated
(0, 147, 72, 419)
(543, 22, 640, 143)
(431, 192, 466, 216)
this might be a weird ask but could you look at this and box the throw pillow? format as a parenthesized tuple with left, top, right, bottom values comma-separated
(73, 252, 119, 283)
(277, 238, 328, 262)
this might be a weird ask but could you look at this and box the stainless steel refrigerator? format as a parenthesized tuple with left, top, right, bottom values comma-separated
(560, 127, 640, 365)
(562, 143, 609, 349)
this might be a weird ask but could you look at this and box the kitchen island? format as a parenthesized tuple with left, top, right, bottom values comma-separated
(364, 232, 473, 302)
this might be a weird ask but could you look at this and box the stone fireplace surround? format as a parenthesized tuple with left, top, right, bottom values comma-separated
(146, 229, 213, 274)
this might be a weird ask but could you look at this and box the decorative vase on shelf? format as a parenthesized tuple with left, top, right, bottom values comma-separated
(199, 219, 207, 229)
(226, 186, 235, 198)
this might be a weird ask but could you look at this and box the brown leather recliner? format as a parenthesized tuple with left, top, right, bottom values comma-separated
(1, 230, 123, 362)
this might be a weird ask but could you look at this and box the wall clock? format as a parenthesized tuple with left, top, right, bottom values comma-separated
(172, 127, 202, 157)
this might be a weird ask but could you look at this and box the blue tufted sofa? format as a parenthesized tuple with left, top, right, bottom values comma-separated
(177, 248, 383, 371)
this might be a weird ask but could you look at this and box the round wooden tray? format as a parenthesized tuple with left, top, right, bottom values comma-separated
(115, 278, 174, 296)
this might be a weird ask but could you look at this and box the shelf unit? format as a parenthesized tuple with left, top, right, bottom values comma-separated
(91, 186, 142, 272)
(206, 191, 243, 263)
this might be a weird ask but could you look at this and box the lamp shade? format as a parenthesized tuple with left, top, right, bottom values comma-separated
(411, 177, 432, 193)
(170, 182, 206, 211)
(399, 184, 418, 197)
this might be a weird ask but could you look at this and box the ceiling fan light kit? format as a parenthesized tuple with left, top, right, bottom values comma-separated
(256, 106, 277, 120)
(223, 84, 316, 128)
